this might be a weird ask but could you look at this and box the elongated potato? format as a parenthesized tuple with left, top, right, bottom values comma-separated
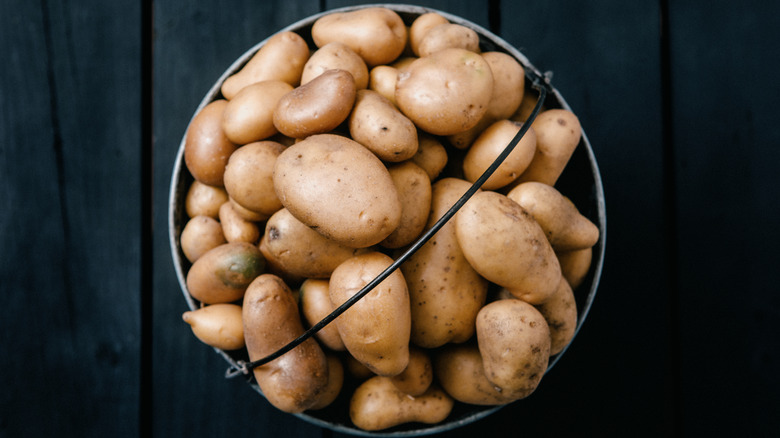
(184, 100, 237, 187)
(186, 242, 265, 304)
(556, 246, 593, 290)
(218, 201, 260, 244)
(380, 161, 431, 249)
(182, 303, 244, 350)
(300, 279, 346, 351)
(515, 109, 581, 186)
(389, 346, 433, 396)
(348, 89, 418, 162)
(309, 354, 345, 410)
(534, 277, 578, 355)
(242, 274, 328, 413)
(221, 81, 294, 144)
(223, 141, 286, 217)
(462, 120, 536, 190)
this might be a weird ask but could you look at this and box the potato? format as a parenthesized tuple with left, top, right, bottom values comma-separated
(186, 242, 265, 304)
(311, 7, 407, 67)
(348, 89, 418, 162)
(417, 23, 480, 57)
(476, 299, 550, 396)
(184, 100, 237, 187)
(300, 279, 346, 351)
(273, 134, 402, 248)
(455, 190, 561, 304)
(411, 133, 448, 180)
(273, 69, 357, 139)
(434, 343, 528, 405)
(368, 65, 400, 105)
(389, 347, 433, 397)
(302, 42, 369, 89)
(557, 246, 593, 290)
(534, 277, 578, 355)
(510, 87, 544, 123)
(180, 215, 226, 263)
(408, 12, 449, 56)
(350, 376, 453, 431)
(396, 48, 493, 136)
(329, 252, 410, 376)
(185, 180, 228, 219)
(482, 51, 525, 120)
(344, 352, 375, 381)
(221, 31, 310, 99)
(218, 201, 260, 244)
(462, 120, 536, 190)
(221, 80, 294, 145)
(400, 178, 488, 348)
(223, 141, 286, 217)
(259, 208, 367, 279)
(515, 108, 581, 186)
(182, 303, 244, 350)
(507, 181, 599, 251)
(242, 274, 328, 413)
(228, 197, 269, 222)
(380, 161, 431, 248)
(309, 354, 345, 410)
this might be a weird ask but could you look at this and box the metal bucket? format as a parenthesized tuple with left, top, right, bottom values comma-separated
(169, 4, 606, 436)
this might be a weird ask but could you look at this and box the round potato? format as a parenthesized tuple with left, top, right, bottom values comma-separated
(348, 89, 418, 162)
(184, 99, 237, 187)
(462, 120, 536, 190)
(182, 303, 244, 350)
(410, 133, 448, 180)
(380, 161, 431, 248)
(185, 180, 228, 219)
(329, 252, 410, 377)
(311, 7, 407, 67)
(221, 80, 294, 145)
(534, 277, 578, 355)
(223, 140, 286, 217)
(273, 134, 402, 248)
(180, 215, 226, 263)
(408, 12, 449, 56)
(455, 190, 561, 304)
(273, 69, 357, 139)
(368, 65, 400, 105)
(221, 31, 310, 99)
(396, 48, 493, 136)
(218, 201, 260, 244)
(302, 42, 369, 89)
(300, 279, 346, 351)
(516, 108, 582, 186)
(416, 23, 480, 57)
(186, 242, 265, 304)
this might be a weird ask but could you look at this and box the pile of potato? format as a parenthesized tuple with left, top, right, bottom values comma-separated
(178, 7, 599, 432)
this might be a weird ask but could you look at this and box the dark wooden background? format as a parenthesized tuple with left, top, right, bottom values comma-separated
(2, 0, 778, 436)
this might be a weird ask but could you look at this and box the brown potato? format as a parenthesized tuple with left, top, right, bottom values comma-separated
(228, 197, 269, 222)
(389, 347, 433, 396)
(510, 87, 545, 123)
(186, 242, 265, 304)
(185, 180, 228, 219)
(223, 141, 286, 217)
(417, 23, 480, 57)
(309, 354, 345, 410)
(329, 252, 410, 376)
(302, 42, 369, 89)
(380, 161, 431, 248)
(182, 303, 244, 350)
(242, 274, 328, 413)
(273, 69, 357, 139)
(300, 279, 346, 351)
(408, 12, 449, 56)
(368, 65, 400, 105)
(482, 51, 525, 120)
(400, 178, 488, 348)
(221, 80, 294, 145)
(396, 48, 493, 136)
(556, 246, 593, 290)
(477, 299, 550, 396)
(180, 215, 226, 263)
(184, 100, 237, 187)
(221, 31, 310, 99)
(348, 89, 418, 162)
(218, 201, 260, 244)
(534, 277, 578, 355)
(455, 190, 561, 304)
(350, 376, 453, 431)
(273, 134, 401, 248)
(516, 108, 581, 186)
(507, 181, 600, 251)
(311, 7, 407, 67)
(462, 120, 536, 190)
(410, 133, 448, 180)
(344, 352, 375, 381)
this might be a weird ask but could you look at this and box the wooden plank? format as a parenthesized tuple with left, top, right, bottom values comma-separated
(667, 1, 780, 435)
(0, 1, 142, 436)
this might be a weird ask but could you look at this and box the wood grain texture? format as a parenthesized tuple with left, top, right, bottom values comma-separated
(0, 0, 142, 436)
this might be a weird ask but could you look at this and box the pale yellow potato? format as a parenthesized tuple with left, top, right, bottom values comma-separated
(350, 376, 453, 431)
(223, 141, 285, 217)
(462, 120, 536, 190)
(182, 303, 244, 350)
(417, 23, 480, 57)
(186, 242, 265, 304)
(301, 42, 369, 89)
(329, 252, 410, 377)
(507, 181, 599, 251)
(185, 180, 228, 219)
(396, 48, 493, 136)
(535, 277, 578, 355)
(477, 299, 550, 396)
(273, 134, 401, 248)
(300, 279, 346, 351)
(400, 178, 488, 348)
(180, 215, 226, 263)
(516, 108, 582, 186)
(184, 100, 237, 187)
(273, 69, 357, 139)
(454, 190, 561, 304)
(218, 201, 260, 244)
(408, 12, 449, 56)
(221, 80, 294, 145)
(368, 65, 400, 105)
(221, 31, 310, 99)
(410, 133, 448, 180)
(243, 274, 328, 413)
(389, 346, 433, 397)
(556, 246, 593, 290)
(309, 354, 345, 410)
(348, 89, 418, 162)
(380, 161, 431, 248)
(311, 7, 407, 67)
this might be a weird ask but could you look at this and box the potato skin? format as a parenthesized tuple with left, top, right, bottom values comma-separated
(218, 201, 260, 244)
(309, 354, 345, 410)
(242, 274, 329, 413)
(417, 23, 480, 57)
(329, 252, 410, 377)
(476, 299, 550, 396)
(184, 100, 237, 187)
(186, 242, 265, 304)
(273, 134, 402, 248)
(557, 246, 593, 290)
(516, 109, 581, 186)
(222, 81, 294, 145)
(349, 376, 453, 431)
(348, 89, 418, 162)
(534, 277, 578, 355)
(409, 12, 449, 56)
(180, 215, 226, 263)
(302, 42, 369, 89)
(389, 346, 433, 396)
(182, 303, 244, 350)
(300, 279, 346, 351)
(223, 141, 286, 217)
(380, 161, 431, 249)
(411, 133, 448, 180)
(185, 180, 228, 219)
(462, 120, 536, 190)
(455, 190, 561, 304)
